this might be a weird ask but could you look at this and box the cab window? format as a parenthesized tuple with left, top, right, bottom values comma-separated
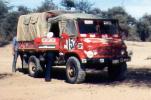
(66, 20, 77, 36)
(49, 22, 60, 37)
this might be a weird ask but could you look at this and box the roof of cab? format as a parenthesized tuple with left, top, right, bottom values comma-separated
(47, 12, 102, 22)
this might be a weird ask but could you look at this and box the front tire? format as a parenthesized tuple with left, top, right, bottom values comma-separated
(66, 57, 86, 84)
(108, 62, 127, 81)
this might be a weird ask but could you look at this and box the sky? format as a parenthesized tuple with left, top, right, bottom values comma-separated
(8, 0, 151, 19)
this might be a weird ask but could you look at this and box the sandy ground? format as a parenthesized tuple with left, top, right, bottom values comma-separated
(0, 41, 151, 100)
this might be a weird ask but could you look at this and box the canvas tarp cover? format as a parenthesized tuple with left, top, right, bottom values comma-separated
(17, 12, 50, 41)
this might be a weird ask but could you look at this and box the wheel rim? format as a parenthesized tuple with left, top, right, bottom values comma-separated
(29, 62, 36, 74)
(67, 63, 76, 79)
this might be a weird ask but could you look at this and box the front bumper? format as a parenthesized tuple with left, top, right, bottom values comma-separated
(81, 56, 131, 64)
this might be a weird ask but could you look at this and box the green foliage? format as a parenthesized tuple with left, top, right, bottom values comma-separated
(18, 6, 30, 15)
(0, 0, 9, 40)
(0, 0, 8, 19)
(61, 0, 75, 10)
(2, 12, 19, 37)
(88, 8, 102, 15)
(137, 15, 151, 41)
(0, 0, 31, 41)
(107, 7, 136, 29)
(75, 0, 94, 13)
(61, 0, 94, 12)
(36, 0, 57, 12)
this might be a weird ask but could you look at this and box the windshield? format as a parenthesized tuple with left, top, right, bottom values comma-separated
(78, 19, 119, 34)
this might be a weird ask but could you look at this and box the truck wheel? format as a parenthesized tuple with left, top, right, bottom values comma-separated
(28, 56, 41, 77)
(108, 62, 127, 81)
(66, 57, 86, 84)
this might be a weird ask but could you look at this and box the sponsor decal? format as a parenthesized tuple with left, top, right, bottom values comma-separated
(42, 38, 56, 43)
(64, 38, 76, 50)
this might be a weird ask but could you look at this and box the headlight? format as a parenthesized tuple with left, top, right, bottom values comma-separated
(93, 50, 98, 55)
(121, 50, 125, 55)
(84, 51, 94, 58)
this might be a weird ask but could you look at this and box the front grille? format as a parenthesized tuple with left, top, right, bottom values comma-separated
(97, 46, 123, 57)
(97, 47, 112, 56)
(111, 47, 121, 56)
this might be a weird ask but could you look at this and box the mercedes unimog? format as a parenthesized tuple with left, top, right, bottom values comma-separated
(16, 10, 131, 84)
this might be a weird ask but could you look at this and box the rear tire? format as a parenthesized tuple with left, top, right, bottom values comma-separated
(108, 62, 127, 81)
(66, 57, 86, 84)
(28, 56, 42, 77)
(22, 55, 29, 69)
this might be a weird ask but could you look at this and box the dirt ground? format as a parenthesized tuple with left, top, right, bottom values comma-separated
(0, 41, 151, 100)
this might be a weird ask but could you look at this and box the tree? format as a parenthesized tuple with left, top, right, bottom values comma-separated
(0, 2, 31, 41)
(1, 12, 19, 39)
(107, 7, 136, 25)
(75, 0, 94, 13)
(0, 0, 9, 40)
(137, 15, 151, 41)
(61, 0, 75, 10)
(37, 0, 57, 12)
(18, 6, 30, 15)
(0, 0, 9, 19)
(88, 8, 108, 18)
(1, 5, 31, 40)
(89, 8, 102, 15)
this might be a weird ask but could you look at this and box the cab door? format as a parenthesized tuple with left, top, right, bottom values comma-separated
(59, 20, 78, 52)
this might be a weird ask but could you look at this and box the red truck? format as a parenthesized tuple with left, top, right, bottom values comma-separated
(17, 11, 131, 83)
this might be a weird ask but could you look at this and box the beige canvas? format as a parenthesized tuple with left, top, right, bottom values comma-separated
(17, 12, 51, 41)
